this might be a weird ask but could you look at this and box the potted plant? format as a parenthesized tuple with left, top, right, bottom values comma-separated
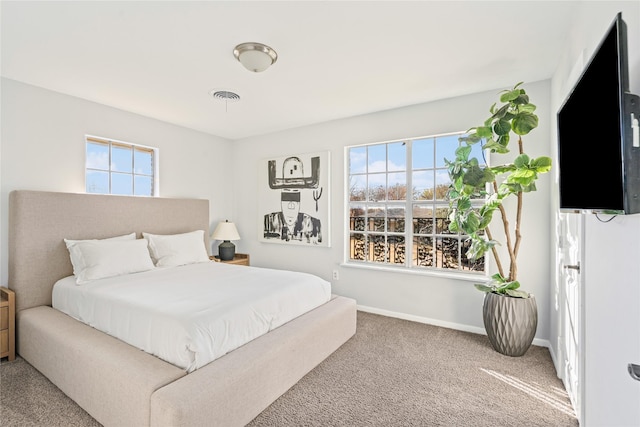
(446, 82, 552, 356)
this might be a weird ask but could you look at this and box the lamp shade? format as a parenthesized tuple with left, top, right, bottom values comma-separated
(211, 220, 241, 241)
(212, 221, 240, 261)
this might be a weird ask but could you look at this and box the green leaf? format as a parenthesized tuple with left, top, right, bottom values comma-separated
(455, 145, 472, 161)
(466, 236, 496, 261)
(462, 183, 479, 196)
(505, 289, 530, 298)
(475, 284, 493, 293)
(457, 197, 472, 211)
(476, 126, 493, 138)
(459, 133, 483, 145)
(500, 89, 521, 103)
(490, 164, 516, 174)
(484, 140, 510, 154)
(496, 134, 510, 147)
(462, 212, 480, 234)
(478, 208, 494, 229)
(512, 93, 530, 105)
(506, 280, 521, 290)
(462, 165, 494, 187)
(492, 104, 510, 120)
(512, 112, 538, 135)
(491, 273, 507, 283)
(499, 182, 524, 195)
(531, 156, 552, 172)
(493, 119, 511, 136)
(509, 169, 536, 181)
(502, 111, 516, 121)
(513, 154, 530, 168)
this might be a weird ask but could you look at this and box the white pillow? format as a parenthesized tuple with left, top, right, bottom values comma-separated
(64, 233, 136, 277)
(64, 232, 136, 246)
(143, 230, 209, 267)
(64, 239, 155, 284)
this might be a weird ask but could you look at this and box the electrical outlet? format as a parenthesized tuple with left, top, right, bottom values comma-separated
(332, 270, 339, 280)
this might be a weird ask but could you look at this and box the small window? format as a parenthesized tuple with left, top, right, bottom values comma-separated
(85, 136, 157, 196)
(347, 132, 487, 276)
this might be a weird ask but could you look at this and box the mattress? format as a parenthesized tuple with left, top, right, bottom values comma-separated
(52, 261, 331, 372)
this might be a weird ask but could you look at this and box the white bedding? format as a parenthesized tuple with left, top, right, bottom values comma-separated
(52, 261, 331, 372)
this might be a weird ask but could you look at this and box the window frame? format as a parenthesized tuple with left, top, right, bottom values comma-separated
(345, 131, 489, 279)
(85, 135, 159, 197)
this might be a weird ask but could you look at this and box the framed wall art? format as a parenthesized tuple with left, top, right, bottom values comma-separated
(259, 151, 330, 247)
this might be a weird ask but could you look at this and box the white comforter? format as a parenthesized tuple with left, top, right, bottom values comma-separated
(52, 261, 331, 372)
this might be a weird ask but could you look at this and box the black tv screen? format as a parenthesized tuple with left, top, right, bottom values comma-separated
(557, 12, 640, 214)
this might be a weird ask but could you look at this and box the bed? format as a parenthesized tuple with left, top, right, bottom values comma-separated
(8, 190, 357, 427)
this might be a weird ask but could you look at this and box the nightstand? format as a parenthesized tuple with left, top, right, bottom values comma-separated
(0, 287, 16, 362)
(210, 253, 250, 266)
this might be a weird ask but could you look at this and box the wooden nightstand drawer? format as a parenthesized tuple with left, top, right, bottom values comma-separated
(0, 330, 7, 354)
(0, 287, 15, 361)
(0, 306, 7, 330)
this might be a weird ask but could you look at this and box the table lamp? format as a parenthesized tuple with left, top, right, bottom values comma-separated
(211, 220, 241, 261)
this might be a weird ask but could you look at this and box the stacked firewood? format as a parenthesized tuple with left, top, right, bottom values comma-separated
(350, 234, 366, 260)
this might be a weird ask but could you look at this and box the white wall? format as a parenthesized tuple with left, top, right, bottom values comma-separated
(0, 78, 235, 284)
(232, 80, 553, 341)
(548, 1, 640, 425)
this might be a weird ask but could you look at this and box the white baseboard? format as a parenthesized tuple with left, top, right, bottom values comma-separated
(547, 343, 562, 377)
(357, 304, 551, 349)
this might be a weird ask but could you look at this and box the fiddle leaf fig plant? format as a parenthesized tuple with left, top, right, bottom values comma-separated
(446, 82, 552, 298)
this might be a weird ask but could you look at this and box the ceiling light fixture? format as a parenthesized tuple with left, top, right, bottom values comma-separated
(233, 42, 278, 73)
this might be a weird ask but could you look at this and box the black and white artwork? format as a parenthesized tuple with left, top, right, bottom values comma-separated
(259, 151, 330, 247)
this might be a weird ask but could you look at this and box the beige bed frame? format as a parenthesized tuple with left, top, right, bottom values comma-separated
(8, 190, 356, 426)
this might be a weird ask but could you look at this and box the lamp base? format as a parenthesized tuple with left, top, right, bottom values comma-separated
(218, 241, 236, 261)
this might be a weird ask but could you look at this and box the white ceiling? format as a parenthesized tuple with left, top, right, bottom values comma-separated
(1, 1, 580, 140)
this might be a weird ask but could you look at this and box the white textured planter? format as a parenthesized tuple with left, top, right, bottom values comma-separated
(482, 292, 538, 357)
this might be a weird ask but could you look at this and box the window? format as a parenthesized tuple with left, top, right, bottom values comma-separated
(85, 136, 157, 196)
(347, 132, 487, 275)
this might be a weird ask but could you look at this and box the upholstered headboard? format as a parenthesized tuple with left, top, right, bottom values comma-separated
(8, 190, 210, 312)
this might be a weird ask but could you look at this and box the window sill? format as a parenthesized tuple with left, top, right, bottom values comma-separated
(341, 261, 490, 283)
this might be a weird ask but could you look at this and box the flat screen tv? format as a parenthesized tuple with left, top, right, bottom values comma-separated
(557, 12, 640, 214)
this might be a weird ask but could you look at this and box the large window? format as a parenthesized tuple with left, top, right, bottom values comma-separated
(85, 136, 157, 196)
(347, 132, 487, 275)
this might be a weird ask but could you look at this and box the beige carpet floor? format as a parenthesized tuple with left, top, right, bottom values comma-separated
(1, 311, 578, 426)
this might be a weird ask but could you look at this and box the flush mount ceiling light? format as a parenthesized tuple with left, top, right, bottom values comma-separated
(233, 42, 278, 73)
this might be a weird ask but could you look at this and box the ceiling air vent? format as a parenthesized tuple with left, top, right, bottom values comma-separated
(209, 89, 240, 112)
(210, 90, 240, 102)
